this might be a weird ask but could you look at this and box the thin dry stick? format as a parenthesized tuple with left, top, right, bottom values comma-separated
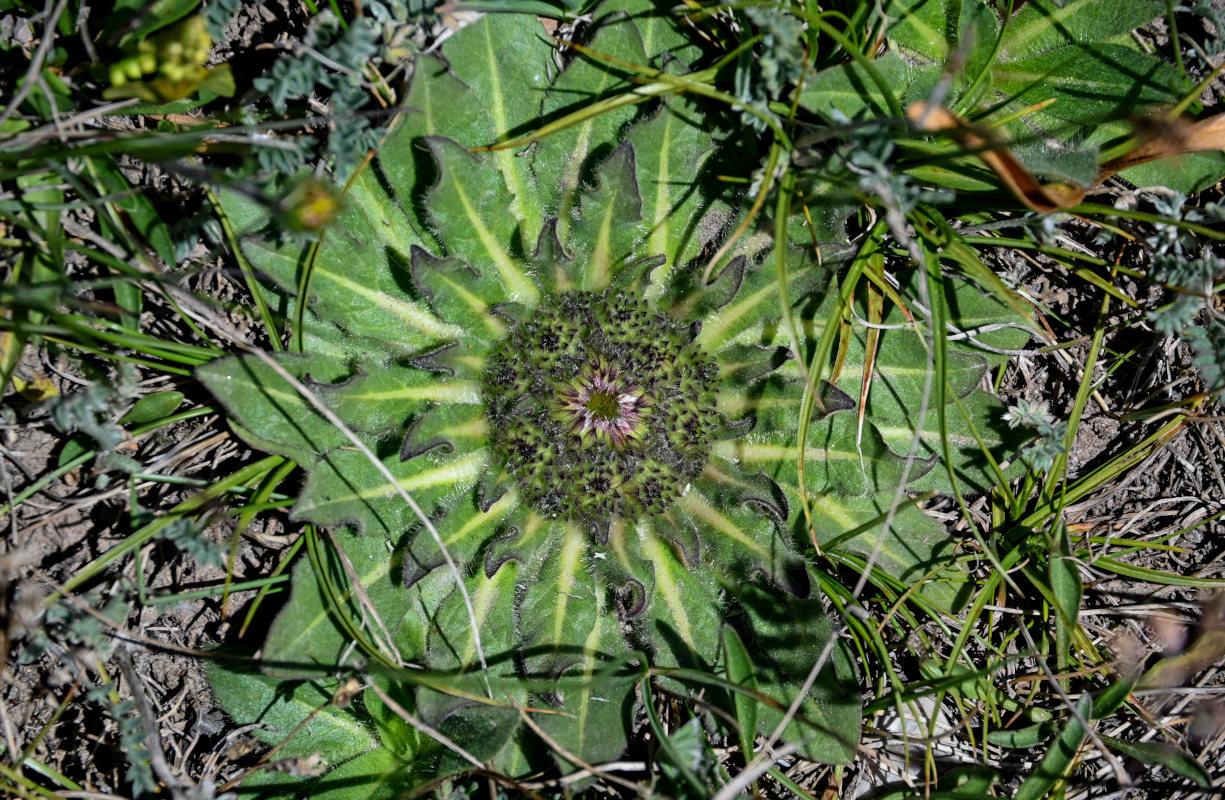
(710, 741, 800, 800)
(520, 762, 648, 790)
(116, 649, 186, 798)
(0, 695, 20, 771)
(247, 349, 493, 694)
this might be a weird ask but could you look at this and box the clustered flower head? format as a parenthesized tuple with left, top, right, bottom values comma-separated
(483, 290, 719, 530)
(557, 358, 647, 446)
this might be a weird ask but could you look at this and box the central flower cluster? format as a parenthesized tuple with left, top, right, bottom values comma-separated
(483, 291, 718, 527)
(557, 360, 646, 446)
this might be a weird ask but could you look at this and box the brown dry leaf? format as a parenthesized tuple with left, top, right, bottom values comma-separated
(908, 103, 1225, 213)
(1099, 113, 1225, 180)
(907, 102, 1085, 213)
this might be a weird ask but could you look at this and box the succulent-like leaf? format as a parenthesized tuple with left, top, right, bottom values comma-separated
(519, 529, 635, 769)
(440, 13, 553, 250)
(533, 10, 647, 238)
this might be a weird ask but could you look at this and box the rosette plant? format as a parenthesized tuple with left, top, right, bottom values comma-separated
(203, 1, 1027, 793)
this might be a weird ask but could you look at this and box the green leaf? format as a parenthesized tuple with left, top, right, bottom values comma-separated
(821, 273, 1031, 495)
(519, 528, 634, 770)
(1013, 694, 1092, 800)
(682, 462, 809, 596)
(999, 0, 1166, 60)
(401, 489, 519, 590)
(196, 353, 353, 467)
(568, 142, 645, 292)
(686, 244, 830, 354)
(937, 765, 998, 795)
(533, 9, 646, 240)
(991, 45, 1183, 130)
(660, 718, 708, 784)
(625, 98, 719, 294)
(715, 377, 924, 498)
(83, 155, 178, 267)
(886, 0, 999, 79)
(199, 354, 489, 512)
(262, 527, 415, 677)
(722, 625, 759, 759)
(425, 138, 539, 307)
(417, 561, 527, 776)
(799, 52, 939, 121)
(309, 167, 461, 352)
(408, 247, 509, 344)
(1100, 735, 1211, 788)
(109, 0, 200, 47)
(119, 391, 183, 424)
(215, 192, 346, 357)
(831, 333, 1000, 491)
(441, 13, 554, 252)
(377, 56, 489, 250)
(602, 0, 703, 68)
(307, 748, 415, 800)
(1116, 148, 1225, 195)
(987, 721, 1056, 749)
(617, 522, 724, 672)
(1092, 675, 1136, 718)
(1050, 539, 1082, 673)
(220, 172, 452, 362)
(195, 63, 235, 97)
(296, 446, 490, 538)
(57, 435, 92, 469)
(206, 663, 378, 761)
(737, 576, 862, 764)
(363, 677, 421, 762)
(807, 493, 971, 611)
